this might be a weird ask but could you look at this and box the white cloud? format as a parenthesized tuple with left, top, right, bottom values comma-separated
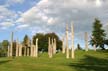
(0, 21, 14, 27)
(16, 0, 108, 40)
(6, 0, 25, 5)
(0, 6, 17, 20)
(16, 24, 29, 29)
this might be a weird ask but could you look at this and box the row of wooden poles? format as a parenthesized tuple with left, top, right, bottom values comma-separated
(7, 23, 96, 59)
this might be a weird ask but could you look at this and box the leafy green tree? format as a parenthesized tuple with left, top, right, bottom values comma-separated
(90, 18, 106, 50)
(23, 35, 30, 46)
(1, 40, 9, 56)
(104, 39, 108, 46)
(2, 40, 9, 51)
(77, 44, 82, 50)
(33, 32, 62, 52)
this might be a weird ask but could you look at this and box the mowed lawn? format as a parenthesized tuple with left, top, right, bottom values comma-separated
(0, 50, 108, 71)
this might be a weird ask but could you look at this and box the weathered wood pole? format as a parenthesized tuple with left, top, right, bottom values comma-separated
(62, 36, 65, 54)
(48, 37, 51, 56)
(71, 23, 75, 59)
(85, 32, 88, 51)
(36, 38, 38, 57)
(94, 44, 96, 51)
(19, 44, 22, 56)
(10, 31, 13, 57)
(27, 47, 29, 56)
(53, 38, 56, 54)
(24, 46, 26, 56)
(16, 38, 19, 57)
(7, 46, 10, 57)
(66, 24, 69, 59)
(30, 39, 33, 57)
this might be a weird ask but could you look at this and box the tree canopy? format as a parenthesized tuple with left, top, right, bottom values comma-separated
(90, 18, 106, 50)
(32, 32, 62, 52)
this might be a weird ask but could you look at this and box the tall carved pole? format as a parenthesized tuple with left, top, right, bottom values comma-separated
(27, 47, 29, 56)
(85, 32, 88, 51)
(7, 46, 10, 57)
(24, 46, 26, 56)
(48, 37, 51, 56)
(10, 31, 13, 57)
(52, 38, 56, 54)
(19, 44, 22, 56)
(66, 24, 69, 59)
(62, 36, 65, 54)
(91, 36, 97, 51)
(16, 38, 19, 57)
(31, 39, 33, 57)
(36, 38, 38, 57)
(71, 23, 75, 59)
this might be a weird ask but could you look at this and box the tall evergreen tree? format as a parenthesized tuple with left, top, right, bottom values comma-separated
(90, 18, 106, 50)
(23, 35, 30, 46)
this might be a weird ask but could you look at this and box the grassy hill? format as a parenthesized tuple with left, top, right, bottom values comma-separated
(0, 50, 108, 71)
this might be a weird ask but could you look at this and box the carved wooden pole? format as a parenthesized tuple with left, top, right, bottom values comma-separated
(66, 24, 69, 59)
(27, 47, 29, 56)
(54, 38, 56, 54)
(36, 38, 38, 57)
(85, 32, 88, 51)
(94, 45, 96, 51)
(62, 36, 65, 54)
(24, 46, 26, 56)
(16, 38, 19, 57)
(31, 39, 33, 57)
(7, 45, 10, 57)
(19, 44, 22, 56)
(10, 31, 13, 57)
(71, 23, 75, 59)
(91, 36, 97, 51)
(48, 37, 51, 56)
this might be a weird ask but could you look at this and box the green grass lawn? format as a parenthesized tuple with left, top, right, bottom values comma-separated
(0, 50, 108, 71)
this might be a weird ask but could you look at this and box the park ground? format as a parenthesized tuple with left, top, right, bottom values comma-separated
(0, 50, 108, 71)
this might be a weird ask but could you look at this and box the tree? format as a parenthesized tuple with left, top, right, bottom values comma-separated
(90, 18, 106, 50)
(23, 35, 30, 46)
(77, 44, 82, 50)
(33, 32, 62, 52)
(1, 40, 9, 56)
(104, 39, 108, 46)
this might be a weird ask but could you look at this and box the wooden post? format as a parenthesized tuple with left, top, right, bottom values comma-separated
(62, 36, 65, 54)
(24, 46, 26, 56)
(66, 24, 69, 59)
(27, 47, 29, 56)
(19, 44, 22, 56)
(48, 37, 51, 57)
(10, 31, 13, 57)
(85, 32, 88, 51)
(54, 38, 56, 54)
(36, 38, 38, 57)
(16, 38, 19, 57)
(7, 45, 10, 57)
(71, 23, 75, 59)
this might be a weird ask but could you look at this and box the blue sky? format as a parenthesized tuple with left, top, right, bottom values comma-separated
(0, 0, 108, 48)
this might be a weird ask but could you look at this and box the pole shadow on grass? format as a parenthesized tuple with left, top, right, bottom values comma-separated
(0, 59, 12, 65)
(68, 55, 108, 71)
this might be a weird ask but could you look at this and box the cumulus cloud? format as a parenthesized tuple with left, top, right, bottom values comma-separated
(6, 0, 25, 6)
(16, 0, 108, 41)
(16, 24, 29, 29)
